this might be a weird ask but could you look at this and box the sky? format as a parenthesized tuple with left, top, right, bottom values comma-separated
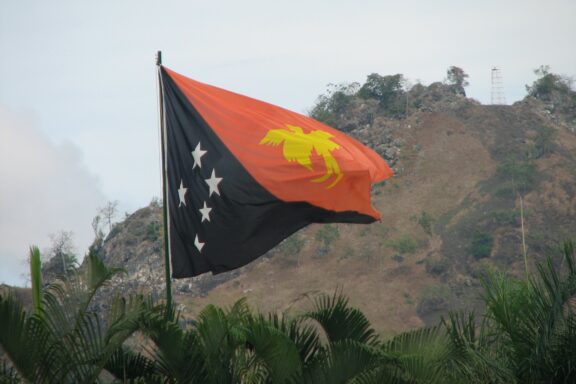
(0, 0, 575, 286)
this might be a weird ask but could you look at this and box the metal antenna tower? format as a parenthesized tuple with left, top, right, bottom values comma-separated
(491, 67, 506, 105)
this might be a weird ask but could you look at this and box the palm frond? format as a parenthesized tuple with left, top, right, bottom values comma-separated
(304, 339, 393, 384)
(29, 246, 42, 316)
(548, 313, 576, 382)
(304, 290, 378, 346)
(104, 346, 158, 382)
(259, 312, 322, 369)
(441, 311, 514, 383)
(0, 359, 21, 384)
(382, 326, 448, 383)
(244, 317, 303, 383)
(230, 347, 270, 384)
(0, 293, 50, 382)
(481, 241, 576, 382)
(140, 310, 206, 383)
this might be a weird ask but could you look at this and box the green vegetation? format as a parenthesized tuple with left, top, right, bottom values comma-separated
(0, 252, 149, 383)
(358, 73, 407, 117)
(525, 66, 576, 121)
(386, 234, 419, 254)
(280, 232, 305, 256)
(434, 197, 472, 235)
(527, 125, 556, 159)
(470, 231, 493, 260)
(496, 159, 538, 194)
(315, 224, 340, 255)
(145, 221, 161, 242)
(491, 209, 520, 225)
(279, 233, 306, 265)
(425, 257, 450, 276)
(310, 72, 408, 126)
(42, 231, 78, 281)
(445, 66, 469, 96)
(309, 82, 359, 128)
(412, 211, 434, 235)
(29, 246, 42, 315)
(2, 242, 576, 382)
(526, 65, 574, 100)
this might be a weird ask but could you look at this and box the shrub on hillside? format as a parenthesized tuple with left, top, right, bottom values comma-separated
(470, 231, 493, 259)
(496, 159, 538, 193)
(314, 224, 340, 256)
(412, 211, 434, 235)
(491, 209, 520, 226)
(425, 257, 449, 275)
(280, 232, 305, 256)
(526, 125, 556, 159)
(386, 234, 419, 254)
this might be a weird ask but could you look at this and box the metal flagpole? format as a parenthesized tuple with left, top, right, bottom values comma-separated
(156, 51, 173, 316)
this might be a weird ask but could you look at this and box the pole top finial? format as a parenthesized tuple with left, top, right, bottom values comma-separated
(156, 51, 162, 66)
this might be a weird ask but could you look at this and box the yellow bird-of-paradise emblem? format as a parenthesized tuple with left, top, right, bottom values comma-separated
(259, 124, 343, 188)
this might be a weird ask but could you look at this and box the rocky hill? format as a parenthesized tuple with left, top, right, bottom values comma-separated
(89, 69, 576, 333)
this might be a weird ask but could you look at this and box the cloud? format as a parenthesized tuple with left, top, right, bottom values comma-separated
(0, 106, 107, 286)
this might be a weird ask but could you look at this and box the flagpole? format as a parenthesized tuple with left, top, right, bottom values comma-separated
(156, 51, 173, 316)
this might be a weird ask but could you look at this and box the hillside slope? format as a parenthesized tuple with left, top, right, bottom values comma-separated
(92, 73, 576, 334)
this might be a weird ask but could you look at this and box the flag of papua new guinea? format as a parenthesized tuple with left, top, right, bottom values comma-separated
(160, 66, 393, 278)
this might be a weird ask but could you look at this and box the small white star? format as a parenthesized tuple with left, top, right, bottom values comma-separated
(194, 234, 205, 252)
(191, 142, 207, 169)
(199, 201, 212, 222)
(205, 169, 223, 197)
(178, 179, 188, 207)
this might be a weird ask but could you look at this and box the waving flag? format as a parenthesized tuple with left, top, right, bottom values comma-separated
(160, 66, 393, 278)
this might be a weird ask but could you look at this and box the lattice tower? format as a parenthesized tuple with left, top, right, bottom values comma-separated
(491, 67, 506, 105)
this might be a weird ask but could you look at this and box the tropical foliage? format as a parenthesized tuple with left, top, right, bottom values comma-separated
(1, 242, 575, 383)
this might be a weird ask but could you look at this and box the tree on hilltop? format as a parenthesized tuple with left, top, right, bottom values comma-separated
(445, 66, 469, 96)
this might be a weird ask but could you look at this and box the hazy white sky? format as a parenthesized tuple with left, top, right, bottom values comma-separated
(0, 0, 575, 285)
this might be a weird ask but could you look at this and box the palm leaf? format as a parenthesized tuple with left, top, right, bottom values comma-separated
(304, 339, 393, 384)
(104, 346, 158, 382)
(0, 359, 21, 384)
(244, 318, 303, 383)
(304, 291, 378, 346)
(140, 310, 207, 383)
(0, 294, 41, 382)
(259, 313, 323, 369)
(481, 241, 576, 382)
(382, 326, 448, 383)
(441, 311, 514, 383)
(29, 246, 42, 316)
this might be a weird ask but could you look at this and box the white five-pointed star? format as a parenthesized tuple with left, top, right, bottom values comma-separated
(194, 235, 205, 252)
(191, 142, 207, 169)
(199, 201, 212, 222)
(205, 169, 223, 197)
(178, 179, 188, 207)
